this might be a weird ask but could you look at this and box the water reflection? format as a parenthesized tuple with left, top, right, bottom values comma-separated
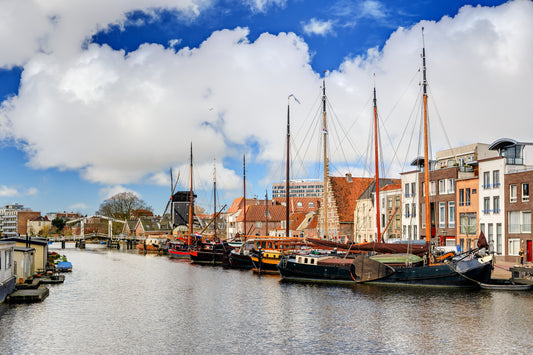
(0, 245, 532, 354)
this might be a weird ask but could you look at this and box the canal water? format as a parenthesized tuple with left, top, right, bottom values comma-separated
(1, 244, 532, 354)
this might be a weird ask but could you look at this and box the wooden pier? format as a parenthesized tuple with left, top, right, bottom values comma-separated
(7, 286, 49, 303)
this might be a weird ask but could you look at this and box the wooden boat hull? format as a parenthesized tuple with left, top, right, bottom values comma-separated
(168, 248, 190, 259)
(228, 250, 253, 269)
(189, 250, 224, 265)
(250, 253, 281, 275)
(351, 255, 493, 288)
(278, 256, 354, 284)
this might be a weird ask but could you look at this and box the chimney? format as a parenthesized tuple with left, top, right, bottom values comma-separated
(345, 173, 352, 182)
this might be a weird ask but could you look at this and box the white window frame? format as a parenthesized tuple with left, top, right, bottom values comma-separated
(448, 201, 455, 228)
(510, 184, 517, 203)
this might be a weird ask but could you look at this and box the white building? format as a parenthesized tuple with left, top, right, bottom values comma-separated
(0, 240, 16, 303)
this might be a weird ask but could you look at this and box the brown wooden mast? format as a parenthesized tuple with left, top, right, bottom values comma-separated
(286, 97, 290, 238)
(213, 159, 217, 240)
(321, 76, 329, 239)
(373, 82, 382, 242)
(422, 28, 432, 255)
(188, 143, 193, 246)
(243, 154, 246, 239)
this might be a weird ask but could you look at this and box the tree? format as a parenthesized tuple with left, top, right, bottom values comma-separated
(97, 192, 153, 220)
(52, 218, 66, 234)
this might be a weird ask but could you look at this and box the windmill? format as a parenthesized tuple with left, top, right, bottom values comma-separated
(162, 168, 180, 229)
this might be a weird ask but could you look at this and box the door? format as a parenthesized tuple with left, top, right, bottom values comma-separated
(527, 240, 532, 263)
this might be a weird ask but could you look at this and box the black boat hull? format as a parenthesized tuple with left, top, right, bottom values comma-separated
(351, 256, 493, 288)
(277, 256, 354, 284)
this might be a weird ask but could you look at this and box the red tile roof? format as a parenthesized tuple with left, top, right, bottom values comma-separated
(380, 183, 401, 192)
(237, 204, 286, 222)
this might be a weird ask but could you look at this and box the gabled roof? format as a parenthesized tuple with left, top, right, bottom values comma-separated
(380, 183, 401, 192)
(227, 197, 260, 214)
(236, 204, 286, 222)
(139, 219, 160, 232)
(358, 179, 400, 200)
(330, 176, 374, 223)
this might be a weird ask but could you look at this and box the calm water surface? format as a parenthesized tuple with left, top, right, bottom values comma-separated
(1, 244, 532, 354)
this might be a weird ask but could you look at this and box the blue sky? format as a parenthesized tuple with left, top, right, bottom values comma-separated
(0, 0, 530, 216)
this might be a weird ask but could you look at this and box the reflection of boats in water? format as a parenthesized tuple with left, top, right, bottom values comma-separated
(136, 237, 164, 253)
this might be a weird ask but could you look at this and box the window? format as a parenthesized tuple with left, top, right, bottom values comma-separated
(509, 211, 521, 233)
(297, 202, 303, 207)
(523, 183, 529, 202)
(404, 183, 410, 197)
(308, 202, 314, 208)
(256, 221, 262, 228)
(524, 212, 531, 233)
(480, 223, 485, 236)
(411, 203, 416, 217)
(421, 204, 426, 228)
(483, 197, 490, 214)
(459, 212, 476, 235)
(496, 223, 502, 254)
(508, 238, 521, 256)
(395, 214, 401, 228)
(483, 171, 491, 189)
(510, 184, 517, 203)
(430, 181, 436, 196)
(395, 196, 400, 207)
(438, 180, 446, 194)
(459, 189, 465, 206)
(439, 202, 446, 228)
(448, 202, 455, 228)
(501, 145, 523, 165)
(508, 211, 531, 233)
(404, 204, 410, 217)
(465, 188, 471, 206)
(448, 179, 455, 194)
(411, 182, 416, 197)
(413, 225, 417, 239)
(388, 197, 393, 209)
(493, 170, 500, 187)
(493, 196, 500, 213)
(487, 223, 494, 250)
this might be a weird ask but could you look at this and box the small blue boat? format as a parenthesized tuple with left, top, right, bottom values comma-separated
(57, 261, 72, 272)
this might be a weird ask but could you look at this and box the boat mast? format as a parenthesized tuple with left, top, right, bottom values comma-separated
(373, 81, 382, 242)
(322, 76, 329, 239)
(243, 154, 246, 239)
(265, 190, 269, 235)
(286, 97, 290, 238)
(188, 143, 193, 246)
(213, 158, 217, 241)
(422, 28, 432, 253)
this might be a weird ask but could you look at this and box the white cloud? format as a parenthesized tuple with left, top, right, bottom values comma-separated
(25, 187, 38, 196)
(99, 185, 141, 200)
(1, 0, 533, 193)
(245, 0, 287, 13)
(70, 202, 89, 211)
(0, 0, 212, 68)
(0, 185, 18, 197)
(360, 0, 386, 19)
(302, 18, 335, 37)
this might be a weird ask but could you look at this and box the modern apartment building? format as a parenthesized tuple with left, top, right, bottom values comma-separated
(272, 180, 323, 198)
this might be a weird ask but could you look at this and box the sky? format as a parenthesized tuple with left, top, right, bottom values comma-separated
(0, 0, 530, 217)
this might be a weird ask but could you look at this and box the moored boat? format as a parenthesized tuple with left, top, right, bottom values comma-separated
(168, 239, 190, 259)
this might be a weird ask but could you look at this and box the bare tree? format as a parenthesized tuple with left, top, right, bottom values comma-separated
(97, 192, 153, 220)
